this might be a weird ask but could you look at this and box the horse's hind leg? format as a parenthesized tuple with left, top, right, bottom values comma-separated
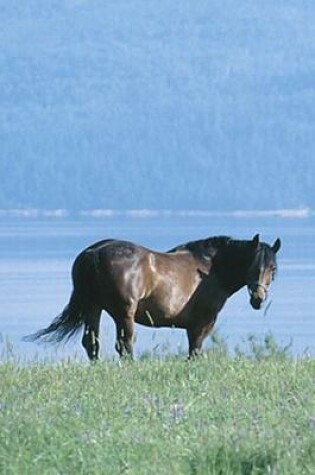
(82, 306, 102, 361)
(114, 303, 136, 359)
(115, 321, 134, 359)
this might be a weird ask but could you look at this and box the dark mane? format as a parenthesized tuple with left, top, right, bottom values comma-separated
(168, 235, 253, 261)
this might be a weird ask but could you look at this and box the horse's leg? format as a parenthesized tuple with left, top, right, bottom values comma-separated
(115, 318, 134, 359)
(82, 306, 102, 361)
(114, 303, 136, 359)
(187, 321, 214, 359)
(115, 321, 125, 357)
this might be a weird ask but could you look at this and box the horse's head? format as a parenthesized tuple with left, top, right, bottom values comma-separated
(246, 234, 281, 310)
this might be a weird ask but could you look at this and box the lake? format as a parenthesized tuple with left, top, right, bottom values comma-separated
(0, 211, 314, 361)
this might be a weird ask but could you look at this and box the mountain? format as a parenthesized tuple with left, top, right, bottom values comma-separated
(1, 1, 314, 210)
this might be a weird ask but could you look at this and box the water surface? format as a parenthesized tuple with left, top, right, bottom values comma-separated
(0, 213, 314, 361)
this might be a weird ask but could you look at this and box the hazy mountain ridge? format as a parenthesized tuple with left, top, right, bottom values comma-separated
(1, 1, 314, 210)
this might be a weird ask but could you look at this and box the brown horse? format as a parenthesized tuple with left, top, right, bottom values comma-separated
(25, 234, 281, 359)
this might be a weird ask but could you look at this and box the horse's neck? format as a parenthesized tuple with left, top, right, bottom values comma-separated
(189, 272, 228, 317)
(214, 246, 250, 295)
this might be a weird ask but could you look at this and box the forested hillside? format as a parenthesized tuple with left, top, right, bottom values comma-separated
(1, 1, 314, 210)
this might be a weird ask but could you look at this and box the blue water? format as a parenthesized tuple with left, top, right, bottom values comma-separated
(0, 213, 314, 361)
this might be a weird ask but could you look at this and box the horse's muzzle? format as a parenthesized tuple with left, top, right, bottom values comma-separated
(250, 295, 263, 310)
(248, 282, 268, 310)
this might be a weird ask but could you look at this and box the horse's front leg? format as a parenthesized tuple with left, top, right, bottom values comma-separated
(186, 321, 215, 359)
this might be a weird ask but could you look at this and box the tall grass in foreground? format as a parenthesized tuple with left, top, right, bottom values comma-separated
(0, 338, 314, 475)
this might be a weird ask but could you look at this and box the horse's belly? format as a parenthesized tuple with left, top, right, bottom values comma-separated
(134, 302, 189, 329)
(135, 314, 187, 329)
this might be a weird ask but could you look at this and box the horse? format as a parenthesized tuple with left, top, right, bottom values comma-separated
(24, 233, 281, 360)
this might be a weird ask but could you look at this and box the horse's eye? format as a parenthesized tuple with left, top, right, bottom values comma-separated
(271, 266, 277, 279)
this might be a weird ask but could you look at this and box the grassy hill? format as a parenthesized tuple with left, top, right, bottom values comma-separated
(0, 341, 314, 474)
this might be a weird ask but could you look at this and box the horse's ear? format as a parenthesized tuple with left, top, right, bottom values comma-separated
(251, 234, 260, 249)
(272, 238, 281, 254)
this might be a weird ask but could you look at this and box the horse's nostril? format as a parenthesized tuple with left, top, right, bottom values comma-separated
(250, 296, 262, 310)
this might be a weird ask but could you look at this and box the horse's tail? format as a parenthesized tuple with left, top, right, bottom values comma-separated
(23, 249, 99, 344)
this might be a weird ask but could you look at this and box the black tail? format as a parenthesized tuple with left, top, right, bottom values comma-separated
(23, 291, 85, 343)
(23, 250, 98, 344)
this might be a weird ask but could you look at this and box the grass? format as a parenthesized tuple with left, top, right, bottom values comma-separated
(0, 337, 314, 475)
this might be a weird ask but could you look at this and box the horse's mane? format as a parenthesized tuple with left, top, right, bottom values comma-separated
(168, 235, 244, 261)
(169, 235, 277, 274)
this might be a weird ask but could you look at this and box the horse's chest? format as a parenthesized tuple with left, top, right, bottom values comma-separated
(189, 276, 227, 317)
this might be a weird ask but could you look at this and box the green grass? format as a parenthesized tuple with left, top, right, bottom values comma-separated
(0, 338, 314, 475)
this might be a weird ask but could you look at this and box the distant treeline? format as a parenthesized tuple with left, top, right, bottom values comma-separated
(1, 1, 314, 210)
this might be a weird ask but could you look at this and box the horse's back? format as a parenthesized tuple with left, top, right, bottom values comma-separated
(76, 238, 208, 282)
(72, 239, 203, 307)
(81, 239, 196, 270)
